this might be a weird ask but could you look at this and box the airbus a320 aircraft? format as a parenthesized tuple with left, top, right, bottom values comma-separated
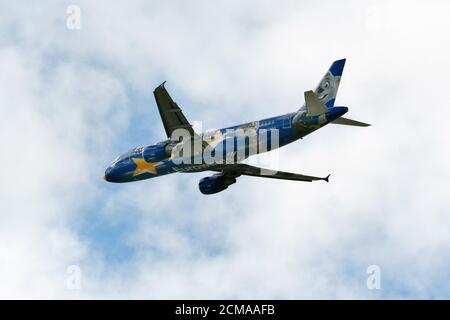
(104, 59, 369, 194)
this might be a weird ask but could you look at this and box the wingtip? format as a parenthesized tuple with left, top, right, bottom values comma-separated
(324, 174, 331, 183)
(154, 81, 167, 92)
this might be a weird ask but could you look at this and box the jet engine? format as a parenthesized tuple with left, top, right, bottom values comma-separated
(142, 143, 171, 162)
(198, 174, 237, 194)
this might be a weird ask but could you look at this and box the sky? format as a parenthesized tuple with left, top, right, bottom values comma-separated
(1, 0, 450, 299)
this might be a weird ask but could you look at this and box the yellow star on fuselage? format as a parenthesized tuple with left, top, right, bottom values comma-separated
(132, 157, 159, 176)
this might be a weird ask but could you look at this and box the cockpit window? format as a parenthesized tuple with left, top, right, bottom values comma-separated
(111, 147, 143, 166)
(110, 157, 121, 166)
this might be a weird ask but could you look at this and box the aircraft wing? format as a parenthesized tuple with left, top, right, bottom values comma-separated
(217, 163, 330, 182)
(153, 82, 210, 150)
(153, 82, 196, 138)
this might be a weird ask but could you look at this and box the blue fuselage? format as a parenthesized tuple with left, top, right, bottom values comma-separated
(104, 106, 348, 183)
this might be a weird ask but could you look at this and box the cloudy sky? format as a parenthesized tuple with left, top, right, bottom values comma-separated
(1, 0, 450, 299)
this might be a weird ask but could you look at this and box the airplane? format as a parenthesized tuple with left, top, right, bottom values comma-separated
(103, 59, 370, 194)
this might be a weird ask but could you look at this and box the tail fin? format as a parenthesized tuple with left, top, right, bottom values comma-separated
(301, 59, 346, 110)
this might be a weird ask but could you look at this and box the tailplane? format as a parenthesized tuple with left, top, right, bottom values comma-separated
(331, 116, 371, 127)
(304, 90, 328, 116)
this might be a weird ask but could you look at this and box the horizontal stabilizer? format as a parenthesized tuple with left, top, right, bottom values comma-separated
(304, 90, 328, 116)
(331, 117, 371, 127)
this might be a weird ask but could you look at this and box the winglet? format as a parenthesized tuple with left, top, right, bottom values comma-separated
(324, 174, 330, 183)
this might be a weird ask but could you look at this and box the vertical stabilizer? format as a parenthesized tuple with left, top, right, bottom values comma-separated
(300, 59, 346, 110)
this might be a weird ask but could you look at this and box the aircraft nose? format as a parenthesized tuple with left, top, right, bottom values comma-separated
(103, 166, 114, 182)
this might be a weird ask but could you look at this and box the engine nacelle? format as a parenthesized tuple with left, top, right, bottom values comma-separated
(198, 174, 237, 195)
(142, 144, 170, 162)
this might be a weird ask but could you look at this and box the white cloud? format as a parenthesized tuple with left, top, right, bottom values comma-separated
(0, 0, 450, 299)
